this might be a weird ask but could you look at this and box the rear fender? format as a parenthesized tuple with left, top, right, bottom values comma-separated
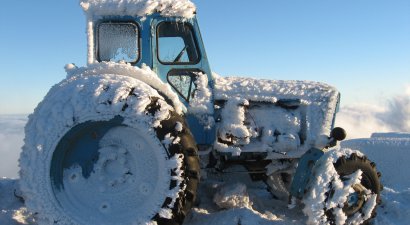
(290, 148, 324, 199)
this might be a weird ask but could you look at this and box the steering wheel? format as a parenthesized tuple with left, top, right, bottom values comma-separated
(173, 46, 188, 63)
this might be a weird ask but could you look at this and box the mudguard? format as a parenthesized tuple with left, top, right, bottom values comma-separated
(290, 148, 325, 199)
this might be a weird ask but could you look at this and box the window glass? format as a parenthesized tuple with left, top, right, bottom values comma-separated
(98, 23, 139, 63)
(167, 71, 198, 101)
(157, 22, 199, 64)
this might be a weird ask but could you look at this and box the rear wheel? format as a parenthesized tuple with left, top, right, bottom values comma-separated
(19, 74, 199, 225)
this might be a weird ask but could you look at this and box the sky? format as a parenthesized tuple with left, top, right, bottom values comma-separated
(0, 0, 409, 114)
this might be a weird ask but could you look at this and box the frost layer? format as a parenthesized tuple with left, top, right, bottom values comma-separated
(303, 148, 376, 225)
(65, 61, 184, 114)
(80, 0, 196, 18)
(19, 68, 184, 225)
(213, 75, 339, 157)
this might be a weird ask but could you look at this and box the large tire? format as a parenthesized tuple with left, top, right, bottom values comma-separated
(303, 149, 382, 225)
(19, 74, 199, 225)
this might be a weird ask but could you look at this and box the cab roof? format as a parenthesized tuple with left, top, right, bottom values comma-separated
(80, 0, 196, 18)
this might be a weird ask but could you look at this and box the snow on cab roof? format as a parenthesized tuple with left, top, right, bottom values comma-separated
(80, 0, 196, 18)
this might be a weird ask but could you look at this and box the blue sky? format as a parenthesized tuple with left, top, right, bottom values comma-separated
(0, 0, 409, 114)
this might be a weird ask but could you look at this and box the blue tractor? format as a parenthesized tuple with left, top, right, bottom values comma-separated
(19, 1, 382, 225)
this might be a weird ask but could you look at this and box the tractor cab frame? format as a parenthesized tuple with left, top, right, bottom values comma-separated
(92, 14, 216, 145)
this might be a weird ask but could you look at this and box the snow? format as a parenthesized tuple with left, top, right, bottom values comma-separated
(80, 0, 196, 19)
(65, 61, 184, 114)
(213, 183, 253, 209)
(217, 97, 252, 145)
(175, 121, 183, 132)
(188, 72, 214, 128)
(342, 133, 410, 191)
(214, 76, 338, 109)
(302, 148, 367, 225)
(213, 76, 339, 158)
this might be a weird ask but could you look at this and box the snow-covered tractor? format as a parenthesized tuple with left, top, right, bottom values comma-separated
(19, 0, 382, 224)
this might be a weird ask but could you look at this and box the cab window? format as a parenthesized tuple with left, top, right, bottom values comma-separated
(167, 70, 202, 101)
(157, 22, 200, 64)
(97, 22, 139, 63)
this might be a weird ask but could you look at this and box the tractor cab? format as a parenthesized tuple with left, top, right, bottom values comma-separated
(92, 14, 216, 145)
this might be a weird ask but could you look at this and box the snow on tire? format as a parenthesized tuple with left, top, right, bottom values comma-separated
(19, 73, 199, 225)
(302, 148, 382, 225)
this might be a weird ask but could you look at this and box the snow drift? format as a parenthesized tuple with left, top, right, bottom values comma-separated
(342, 133, 410, 191)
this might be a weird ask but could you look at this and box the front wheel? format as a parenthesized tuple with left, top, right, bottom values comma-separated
(303, 149, 382, 225)
(19, 74, 199, 225)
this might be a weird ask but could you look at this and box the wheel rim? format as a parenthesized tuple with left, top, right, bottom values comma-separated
(50, 116, 170, 224)
(343, 183, 366, 216)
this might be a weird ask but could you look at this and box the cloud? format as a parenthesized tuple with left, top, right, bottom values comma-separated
(0, 115, 27, 178)
(336, 85, 410, 139)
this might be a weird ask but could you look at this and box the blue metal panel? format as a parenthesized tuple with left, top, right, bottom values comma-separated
(290, 148, 325, 199)
(150, 15, 216, 145)
(186, 114, 216, 145)
(330, 93, 341, 130)
(50, 116, 124, 191)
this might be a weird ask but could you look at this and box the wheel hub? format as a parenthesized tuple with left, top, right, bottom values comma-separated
(93, 146, 132, 188)
(343, 183, 366, 216)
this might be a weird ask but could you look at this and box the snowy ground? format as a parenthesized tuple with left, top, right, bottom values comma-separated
(1, 115, 409, 225)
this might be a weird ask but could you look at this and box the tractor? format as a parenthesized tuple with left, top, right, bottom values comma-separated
(18, 0, 382, 224)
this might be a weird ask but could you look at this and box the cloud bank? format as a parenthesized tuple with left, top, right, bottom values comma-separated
(0, 115, 27, 178)
(336, 85, 410, 139)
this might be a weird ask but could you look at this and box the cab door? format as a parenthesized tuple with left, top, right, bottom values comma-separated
(152, 17, 215, 145)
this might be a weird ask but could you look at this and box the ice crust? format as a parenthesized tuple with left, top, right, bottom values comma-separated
(80, 0, 196, 18)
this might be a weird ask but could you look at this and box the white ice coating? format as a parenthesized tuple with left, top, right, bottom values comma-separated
(175, 121, 183, 132)
(213, 75, 339, 157)
(213, 183, 253, 209)
(303, 148, 376, 225)
(80, 0, 196, 18)
(19, 70, 184, 225)
(166, 153, 185, 209)
(217, 98, 253, 145)
(188, 72, 215, 128)
(65, 61, 184, 114)
(162, 133, 181, 149)
(189, 72, 213, 115)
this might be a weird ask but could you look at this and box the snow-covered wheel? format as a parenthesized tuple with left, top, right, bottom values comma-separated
(303, 149, 382, 225)
(19, 73, 199, 225)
